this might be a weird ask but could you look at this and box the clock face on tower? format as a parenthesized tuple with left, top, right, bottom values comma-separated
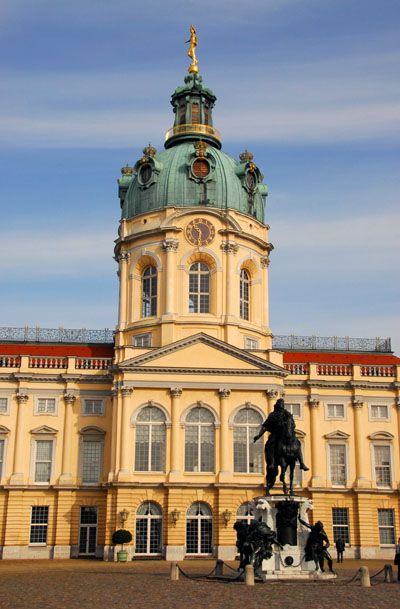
(185, 218, 216, 246)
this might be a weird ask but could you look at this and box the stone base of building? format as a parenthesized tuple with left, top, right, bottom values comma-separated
(165, 545, 185, 561)
(2, 545, 55, 559)
(216, 545, 237, 561)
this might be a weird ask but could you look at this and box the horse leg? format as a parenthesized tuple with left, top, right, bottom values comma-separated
(280, 464, 288, 495)
(289, 461, 295, 496)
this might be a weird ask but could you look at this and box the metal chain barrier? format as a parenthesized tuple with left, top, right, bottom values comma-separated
(277, 548, 305, 569)
(177, 561, 244, 582)
(370, 566, 386, 586)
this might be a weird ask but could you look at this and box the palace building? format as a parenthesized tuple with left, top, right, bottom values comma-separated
(0, 37, 399, 561)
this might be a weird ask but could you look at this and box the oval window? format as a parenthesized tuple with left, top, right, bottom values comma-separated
(246, 171, 256, 189)
(140, 164, 152, 184)
(192, 159, 210, 178)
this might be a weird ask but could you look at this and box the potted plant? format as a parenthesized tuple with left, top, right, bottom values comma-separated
(112, 529, 133, 562)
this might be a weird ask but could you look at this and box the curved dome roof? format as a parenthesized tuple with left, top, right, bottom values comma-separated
(121, 142, 267, 223)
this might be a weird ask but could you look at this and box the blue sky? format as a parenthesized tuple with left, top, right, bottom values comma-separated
(0, 1, 399, 352)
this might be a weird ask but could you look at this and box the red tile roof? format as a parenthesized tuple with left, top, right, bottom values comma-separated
(0, 344, 114, 357)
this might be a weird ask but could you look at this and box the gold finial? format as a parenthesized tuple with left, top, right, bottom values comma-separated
(186, 25, 199, 74)
(121, 164, 134, 175)
(239, 149, 254, 162)
(194, 140, 208, 159)
(142, 143, 157, 158)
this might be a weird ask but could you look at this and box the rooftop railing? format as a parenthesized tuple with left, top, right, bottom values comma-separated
(0, 326, 114, 344)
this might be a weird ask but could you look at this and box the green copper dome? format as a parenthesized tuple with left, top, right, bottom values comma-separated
(118, 73, 268, 223)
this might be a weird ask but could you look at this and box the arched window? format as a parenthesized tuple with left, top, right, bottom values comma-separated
(189, 262, 210, 313)
(186, 502, 212, 555)
(236, 502, 254, 525)
(185, 406, 215, 472)
(135, 406, 166, 472)
(233, 408, 263, 473)
(135, 501, 162, 555)
(142, 266, 157, 317)
(240, 269, 250, 320)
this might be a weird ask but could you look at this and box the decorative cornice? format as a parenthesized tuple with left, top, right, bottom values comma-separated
(162, 238, 179, 253)
(220, 241, 239, 255)
(324, 430, 350, 440)
(170, 387, 182, 398)
(219, 388, 231, 398)
(16, 392, 29, 404)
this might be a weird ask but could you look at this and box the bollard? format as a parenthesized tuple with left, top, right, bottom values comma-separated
(170, 562, 179, 581)
(360, 566, 371, 587)
(245, 564, 255, 586)
(384, 564, 394, 583)
(215, 559, 224, 576)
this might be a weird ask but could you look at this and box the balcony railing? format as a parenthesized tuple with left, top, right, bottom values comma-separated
(0, 326, 114, 344)
(75, 358, 112, 370)
(317, 364, 352, 376)
(0, 355, 21, 367)
(273, 334, 391, 353)
(284, 363, 309, 375)
(360, 366, 395, 377)
(29, 356, 68, 369)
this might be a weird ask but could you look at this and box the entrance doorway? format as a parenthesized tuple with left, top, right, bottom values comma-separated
(79, 506, 97, 556)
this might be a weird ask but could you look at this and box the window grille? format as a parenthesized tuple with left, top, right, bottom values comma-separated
(233, 408, 263, 473)
(135, 501, 162, 555)
(83, 400, 104, 415)
(332, 507, 350, 544)
(142, 266, 157, 318)
(186, 502, 212, 555)
(185, 407, 214, 472)
(81, 440, 103, 483)
(37, 398, 55, 414)
(189, 263, 210, 313)
(135, 406, 166, 472)
(378, 509, 395, 544)
(240, 269, 250, 320)
(374, 445, 391, 486)
(34, 440, 53, 483)
(30, 506, 49, 544)
(329, 444, 346, 485)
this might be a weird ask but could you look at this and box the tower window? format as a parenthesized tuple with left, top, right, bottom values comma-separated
(240, 269, 250, 320)
(142, 266, 157, 317)
(189, 262, 210, 313)
(191, 103, 199, 124)
(139, 164, 152, 185)
(192, 159, 210, 178)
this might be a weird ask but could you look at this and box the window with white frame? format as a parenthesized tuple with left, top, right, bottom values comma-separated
(81, 437, 104, 484)
(378, 509, 396, 544)
(37, 398, 56, 414)
(240, 269, 250, 320)
(0, 439, 4, 478)
(329, 444, 347, 486)
(185, 406, 215, 472)
(332, 507, 350, 544)
(236, 503, 254, 525)
(186, 502, 213, 555)
(83, 399, 104, 416)
(189, 262, 210, 313)
(370, 404, 389, 420)
(373, 445, 392, 486)
(30, 506, 49, 544)
(135, 406, 166, 472)
(327, 403, 345, 419)
(233, 408, 263, 473)
(244, 336, 259, 350)
(142, 266, 158, 317)
(285, 403, 301, 418)
(34, 440, 53, 483)
(0, 397, 8, 414)
(133, 333, 152, 347)
(135, 501, 163, 555)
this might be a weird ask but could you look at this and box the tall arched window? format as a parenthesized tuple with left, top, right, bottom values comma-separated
(185, 406, 215, 472)
(236, 502, 254, 525)
(233, 408, 263, 473)
(240, 269, 250, 320)
(135, 501, 162, 555)
(186, 502, 212, 555)
(189, 262, 210, 313)
(135, 406, 166, 472)
(142, 266, 157, 317)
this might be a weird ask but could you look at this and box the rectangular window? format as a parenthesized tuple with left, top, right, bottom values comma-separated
(83, 400, 104, 416)
(378, 509, 395, 545)
(329, 444, 346, 485)
(191, 103, 199, 124)
(0, 439, 4, 478)
(0, 397, 8, 413)
(371, 405, 389, 420)
(133, 333, 152, 347)
(37, 398, 56, 414)
(285, 403, 301, 418)
(81, 440, 103, 483)
(327, 404, 345, 419)
(244, 337, 259, 350)
(332, 507, 350, 544)
(30, 506, 49, 544)
(374, 445, 391, 486)
(34, 440, 53, 483)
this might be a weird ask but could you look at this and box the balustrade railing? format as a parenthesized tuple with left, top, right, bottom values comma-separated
(29, 356, 68, 369)
(0, 326, 114, 344)
(0, 355, 21, 367)
(317, 364, 352, 376)
(360, 365, 395, 377)
(75, 358, 112, 370)
(273, 334, 391, 353)
(284, 363, 309, 375)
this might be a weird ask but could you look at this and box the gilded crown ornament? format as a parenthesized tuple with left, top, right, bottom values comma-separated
(194, 140, 208, 159)
(239, 149, 254, 162)
(186, 25, 199, 74)
(120, 164, 134, 176)
(142, 143, 157, 158)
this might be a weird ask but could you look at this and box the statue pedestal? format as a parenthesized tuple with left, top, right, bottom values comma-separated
(252, 495, 336, 580)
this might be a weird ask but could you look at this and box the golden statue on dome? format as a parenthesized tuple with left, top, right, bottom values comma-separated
(186, 25, 199, 73)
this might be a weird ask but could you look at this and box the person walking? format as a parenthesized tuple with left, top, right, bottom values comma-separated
(335, 537, 345, 563)
(394, 537, 400, 581)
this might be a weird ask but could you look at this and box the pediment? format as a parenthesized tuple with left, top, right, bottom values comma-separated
(369, 431, 394, 440)
(0, 425, 10, 434)
(80, 426, 105, 436)
(324, 430, 350, 440)
(30, 425, 58, 435)
(295, 429, 306, 438)
(119, 333, 287, 376)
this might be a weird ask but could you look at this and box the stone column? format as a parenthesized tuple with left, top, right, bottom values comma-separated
(59, 392, 76, 485)
(162, 239, 179, 315)
(10, 392, 29, 485)
(221, 241, 238, 319)
(352, 398, 368, 487)
(117, 252, 130, 329)
(309, 397, 322, 487)
(260, 254, 270, 329)
(169, 387, 182, 481)
(109, 386, 119, 481)
(218, 388, 231, 482)
(118, 386, 133, 479)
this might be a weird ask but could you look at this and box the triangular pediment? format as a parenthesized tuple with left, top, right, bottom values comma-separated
(30, 425, 58, 435)
(119, 333, 286, 376)
(324, 430, 350, 440)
